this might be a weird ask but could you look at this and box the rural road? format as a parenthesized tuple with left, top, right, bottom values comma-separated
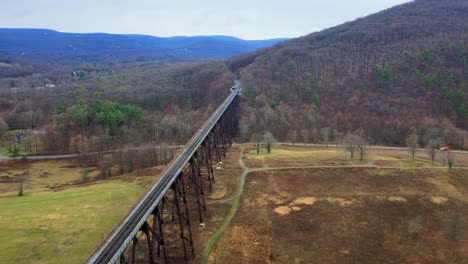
(1, 142, 467, 161)
(0, 145, 181, 161)
(279, 143, 468, 154)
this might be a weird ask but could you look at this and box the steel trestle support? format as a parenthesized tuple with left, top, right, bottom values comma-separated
(105, 93, 240, 264)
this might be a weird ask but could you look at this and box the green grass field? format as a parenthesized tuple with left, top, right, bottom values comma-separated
(0, 181, 143, 263)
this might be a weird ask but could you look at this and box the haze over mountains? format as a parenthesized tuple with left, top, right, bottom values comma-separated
(0, 28, 287, 63)
(0, 0, 466, 149)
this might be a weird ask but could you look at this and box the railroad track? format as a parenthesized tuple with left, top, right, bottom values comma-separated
(86, 82, 240, 264)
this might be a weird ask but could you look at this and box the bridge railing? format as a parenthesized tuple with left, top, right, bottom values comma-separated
(86, 84, 240, 264)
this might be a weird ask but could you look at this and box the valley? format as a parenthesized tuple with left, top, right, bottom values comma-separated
(0, 143, 467, 263)
(0, 0, 467, 263)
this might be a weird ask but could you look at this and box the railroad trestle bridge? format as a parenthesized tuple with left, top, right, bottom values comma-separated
(86, 82, 241, 264)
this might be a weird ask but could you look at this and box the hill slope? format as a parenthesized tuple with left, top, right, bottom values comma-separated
(0, 28, 287, 63)
(229, 0, 467, 146)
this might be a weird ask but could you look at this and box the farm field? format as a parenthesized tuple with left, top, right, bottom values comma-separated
(0, 150, 242, 264)
(0, 158, 166, 263)
(206, 145, 468, 264)
(0, 145, 467, 263)
(0, 181, 144, 263)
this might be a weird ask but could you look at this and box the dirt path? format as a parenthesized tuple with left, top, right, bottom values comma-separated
(279, 143, 468, 154)
(202, 148, 468, 263)
(202, 147, 251, 263)
(250, 164, 468, 171)
(0, 145, 181, 161)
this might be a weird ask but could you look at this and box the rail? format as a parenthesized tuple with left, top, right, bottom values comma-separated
(86, 83, 240, 264)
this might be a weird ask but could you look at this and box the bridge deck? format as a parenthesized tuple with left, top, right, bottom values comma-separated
(86, 83, 240, 264)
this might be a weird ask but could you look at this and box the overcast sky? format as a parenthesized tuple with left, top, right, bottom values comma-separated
(0, 0, 411, 39)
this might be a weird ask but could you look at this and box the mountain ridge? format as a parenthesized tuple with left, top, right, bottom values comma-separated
(229, 0, 467, 146)
(0, 28, 288, 63)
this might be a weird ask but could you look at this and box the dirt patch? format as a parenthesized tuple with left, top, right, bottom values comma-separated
(274, 196, 355, 215)
(323, 197, 355, 206)
(388, 196, 407, 202)
(274, 206, 292, 215)
(430, 196, 448, 204)
(268, 195, 286, 205)
(293, 197, 317, 205)
(292, 197, 354, 206)
(339, 249, 350, 255)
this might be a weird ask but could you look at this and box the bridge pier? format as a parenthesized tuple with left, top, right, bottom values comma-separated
(189, 156, 207, 226)
(172, 176, 195, 262)
(91, 90, 240, 264)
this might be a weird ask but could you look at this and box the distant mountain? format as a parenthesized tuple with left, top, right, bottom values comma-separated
(0, 28, 287, 63)
(228, 0, 468, 146)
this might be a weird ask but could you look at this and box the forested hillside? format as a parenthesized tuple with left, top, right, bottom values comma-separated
(0, 0, 467, 158)
(230, 0, 467, 147)
(0, 59, 233, 154)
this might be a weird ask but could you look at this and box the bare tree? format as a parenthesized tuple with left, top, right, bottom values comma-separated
(320, 127, 331, 147)
(16, 157, 29, 196)
(23, 133, 33, 155)
(343, 134, 358, 158)
(263, 131, 276, 154)
(426, 137, 444, 162)
(334, 131, 344, 147)
(0, 117, 8, 141)
(311, 128, 320, 146)
(287, 130, 297, 146)
(300, 129, 309, 147)
(16, 175, 27, 196)
(0, 117, 8, 131)
(77, 137, 93, 168)
(80, 167, 91, 182)
(119, 145, 136, 174)
(158, 143, 174, 165)
(447, 152, 454, 169)
(356, 136, 368, 161)
(98, 154, 114, 178)
(406, 133, 419, 159)
(238, 121, 249, 145)
(251, 133, 263, 154)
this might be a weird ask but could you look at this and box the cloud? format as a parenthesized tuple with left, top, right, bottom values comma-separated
(0, 0, 411, 39)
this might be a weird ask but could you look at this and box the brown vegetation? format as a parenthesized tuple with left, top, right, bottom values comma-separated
(230, 0, 468, 147)
(209, 147, 468, 263)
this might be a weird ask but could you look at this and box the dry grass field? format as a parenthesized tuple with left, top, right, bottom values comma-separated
(206, 145, 468, 264)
